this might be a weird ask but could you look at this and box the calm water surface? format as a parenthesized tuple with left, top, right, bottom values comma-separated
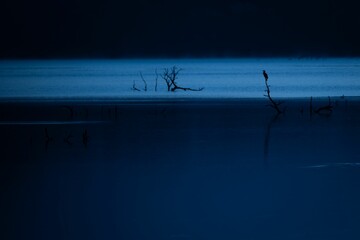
(1, 101, 360, 239)
(0, 58, 360, 99)
(1, 59, 360, 239)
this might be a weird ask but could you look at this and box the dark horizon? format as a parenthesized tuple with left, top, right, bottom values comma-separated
(1, 0, 360, 59)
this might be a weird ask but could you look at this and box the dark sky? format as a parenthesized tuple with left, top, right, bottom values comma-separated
(1, 0, 360, 58)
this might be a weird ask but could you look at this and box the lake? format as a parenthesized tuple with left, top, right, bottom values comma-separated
(1, 58, 360, 240)
(1, 58, 360, 99)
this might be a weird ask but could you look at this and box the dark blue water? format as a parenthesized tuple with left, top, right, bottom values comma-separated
(1, 101, 360, 239)
(1, 57, 360, 239)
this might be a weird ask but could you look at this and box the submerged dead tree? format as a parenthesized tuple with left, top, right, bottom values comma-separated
(154, 69, 158, 92)
(263, 70, 284, 114)
(314, 96, 333, 115)
(139, 72, 148, 91)
(131, 80, 141, 91)
(161, 66, 204, 92)
(161, 66, 178, 91)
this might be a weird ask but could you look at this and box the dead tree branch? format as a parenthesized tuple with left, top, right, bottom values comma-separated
(171, 85, 204, 92)
(161, 66, 181, 91)
(131, 80, 141, 91)
(139, 72, 147, 91)
(263, 70, 283, 114)
(161, 66, 204, 92)
(314, 96, 333, 114)
(155, 69, 158, 92)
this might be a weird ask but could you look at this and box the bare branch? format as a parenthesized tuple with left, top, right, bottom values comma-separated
(160, 67, 174, 91)
(155, 69, 158, 92)
(161, 66, 203, 92)
(310, 96, 313, 118)
(171, 86, 204, 92)
(139, 72, 147, 91)
(314, 96, 333, 114)
(263, 70, 283, 114)
(131, 80, 141, 92)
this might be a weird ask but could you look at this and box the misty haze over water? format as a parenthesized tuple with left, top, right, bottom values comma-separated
(1, 58, 359, 99)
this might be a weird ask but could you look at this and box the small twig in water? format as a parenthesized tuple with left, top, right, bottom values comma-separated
(131, 80, 141, 91)
(314, 96, 333, 115)
(139, 72, 147, 91)
(155, 69, 158, 92)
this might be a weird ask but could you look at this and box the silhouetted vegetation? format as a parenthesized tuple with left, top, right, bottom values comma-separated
(154, 69, 159, 92)
(308, 96, 334, 117)
(263, 70, 284, 115)
(161, 66, 180, 91)
(314, 96, 333, 115)
(160, 66, 204, 92)
(132, 66, 204, 93)
(139, 72, 148, 92)
(131, 80, 141, 91)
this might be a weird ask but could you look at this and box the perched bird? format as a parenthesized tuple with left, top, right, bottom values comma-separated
(263, 70, 268, 81)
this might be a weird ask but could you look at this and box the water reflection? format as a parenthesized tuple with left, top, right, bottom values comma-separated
(263, 113, 281, 167)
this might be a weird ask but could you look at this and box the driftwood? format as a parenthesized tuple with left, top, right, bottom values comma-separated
(171, 85, 204, 92)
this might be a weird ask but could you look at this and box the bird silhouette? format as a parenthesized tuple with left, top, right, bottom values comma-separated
(263, 70, 268, 81)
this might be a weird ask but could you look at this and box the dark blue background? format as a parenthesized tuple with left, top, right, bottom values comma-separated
(1, 0, 360, 58)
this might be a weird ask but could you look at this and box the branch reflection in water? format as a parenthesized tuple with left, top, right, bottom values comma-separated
(263, 113, 281, 167)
